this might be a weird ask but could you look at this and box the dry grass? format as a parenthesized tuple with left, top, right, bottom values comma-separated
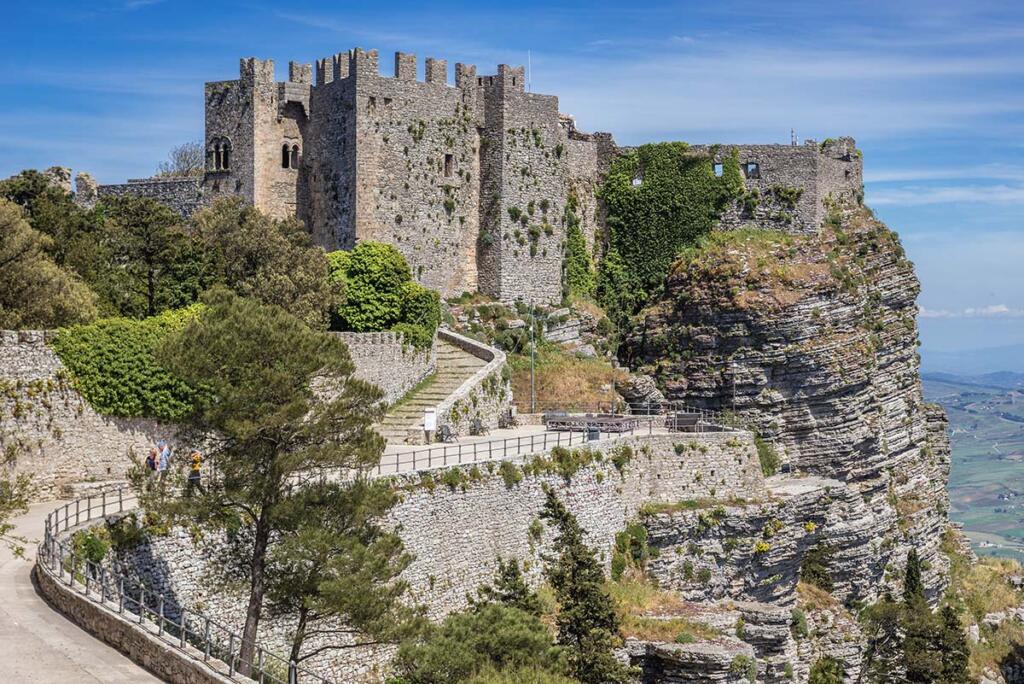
(509, 344, 627, 412)
(796, 581, 839, 612)
(607, 574, 721, 643)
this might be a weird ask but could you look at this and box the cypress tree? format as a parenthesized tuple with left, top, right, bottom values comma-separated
(540, 487, 632, 683)
(936, 605, 971, 684)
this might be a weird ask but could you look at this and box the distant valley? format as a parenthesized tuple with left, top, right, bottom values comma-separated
(923, 371, 1024, 560)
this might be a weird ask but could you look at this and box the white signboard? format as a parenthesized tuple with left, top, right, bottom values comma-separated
(423, 408, 437, 432)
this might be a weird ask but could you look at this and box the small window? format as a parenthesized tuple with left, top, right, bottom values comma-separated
(631, 176, 642, 187)
(744, 162, 761, 179)
(291, 145, 300, 169)
(222, 145, 229, 170)
(383, 97, 392, 107)
(713, 163, 724, 177)
(367, 96, 376, 112)
(444, 154, 453, 177)
(282, 144, 290, 169)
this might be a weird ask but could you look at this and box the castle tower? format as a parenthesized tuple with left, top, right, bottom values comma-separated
(202, 58, 311, 219)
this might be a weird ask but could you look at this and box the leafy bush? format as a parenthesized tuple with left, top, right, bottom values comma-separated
(800, 544, 834, 592)
(809, 656, 844, 684)
(51, 306, 203, 420)
(562, 192, 594, 299)
(392, 603, 560, 684)
(499, 461, 523, 488)
(328, 242, 441, 348)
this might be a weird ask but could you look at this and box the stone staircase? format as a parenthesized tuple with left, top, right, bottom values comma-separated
(375, 339, 488, 444)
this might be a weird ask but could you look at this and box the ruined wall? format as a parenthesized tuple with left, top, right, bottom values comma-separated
(331, 330, 436, 405)
(692, 140, 862, 234)
(95, 177, 207, 216)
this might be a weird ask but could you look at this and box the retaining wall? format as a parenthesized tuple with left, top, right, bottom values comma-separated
(331, 331, 436, 405)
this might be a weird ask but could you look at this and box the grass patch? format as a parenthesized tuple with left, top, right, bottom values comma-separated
(387, 371, 437, 411)
(640, 497, 752, 516)
(508, 343, 626, 412)
(606, 574, 721, 643)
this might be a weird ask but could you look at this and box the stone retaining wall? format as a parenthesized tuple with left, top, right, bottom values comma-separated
(33, 565, 234, 684)
(435, 328, 512, 433)
(331, 331, 436, 405)
(100, 431, 765, 680)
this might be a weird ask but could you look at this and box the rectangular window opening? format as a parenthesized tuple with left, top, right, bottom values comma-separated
(444, 154, 454, 177)
(367, 96, 377, 112)
(713, 163, 724, 177)
(744, 162, 761, 179)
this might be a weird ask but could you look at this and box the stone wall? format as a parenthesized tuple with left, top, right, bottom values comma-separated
(0, 329, 435, 499)
(101, 430, 765, 680)
(434, 328, 511, 433)
(33, 565, 235, 684)
(96, 177, 207, 217)
(691, 139, 862, 234)
(331, 330, 436, 405)
(0, 331, 175, 499)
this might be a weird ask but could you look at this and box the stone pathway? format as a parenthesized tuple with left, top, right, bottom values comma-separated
(375, 339, 488, 443)
(0, 501, 161, 683)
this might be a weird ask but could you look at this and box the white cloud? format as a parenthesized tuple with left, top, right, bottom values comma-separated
(868, 184, 1024, 206)
(919, 304, 1024, 319)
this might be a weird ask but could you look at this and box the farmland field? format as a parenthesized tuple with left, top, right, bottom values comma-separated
(923, 372, 1024, 560)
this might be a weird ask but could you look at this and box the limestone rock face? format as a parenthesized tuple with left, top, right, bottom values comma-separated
(623, 205, 954, 676)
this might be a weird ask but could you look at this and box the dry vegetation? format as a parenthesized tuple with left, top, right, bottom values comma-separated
(606, 574, 721, 643)
(942, 527, 1024, 678)
(509, 343, 627, 413)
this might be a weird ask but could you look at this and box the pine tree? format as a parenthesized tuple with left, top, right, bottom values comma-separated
(862, 595, 904, 684)
(473, 558, 543, 617)
(902, 549, 941, 683)
(935, 605, 971, 684)
(540, 487, 632, 684)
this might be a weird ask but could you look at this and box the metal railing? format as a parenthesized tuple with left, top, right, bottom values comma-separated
(375, 401, 741, 476)
(38, 489, 331, 684)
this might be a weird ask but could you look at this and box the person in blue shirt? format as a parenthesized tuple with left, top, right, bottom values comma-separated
(157, 440, 172, 480)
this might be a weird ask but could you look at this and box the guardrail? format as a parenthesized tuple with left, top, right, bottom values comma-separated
(38, 489, 331, 684)
(375, 402, 741, 476)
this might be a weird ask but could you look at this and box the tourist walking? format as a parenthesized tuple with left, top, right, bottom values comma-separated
(157, 440, 171, 481)
(145, 448, 158, 480)
(187, 451, 204, 495)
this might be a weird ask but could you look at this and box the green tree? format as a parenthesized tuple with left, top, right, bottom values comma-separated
(800, 543, 834, 592)
(266, 480, 418, 666)
(472, 558, 543, 617)
(595, 246, 632, 331)
(902, 549, 941, 683)
(146, 288, 386, 674)
(808, 656, 845, 684)
(328, 242, 441, 347)
(861, 595, 904, 684)
(0, 169, 95, 265)
(193, 198, 337, 329)
(0, 463, 33, 557)
(392, 603, 559, 684)
(935, 605, 970, 684)
(331, 242, 411, 331)
(904, 548, 925, 605)
(0, 199, 98, 328)
(94, 194, 208, 318)
(540, 487, 632, 683)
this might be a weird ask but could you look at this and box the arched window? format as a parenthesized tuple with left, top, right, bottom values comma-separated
(282, 144, 290, 169)
(291, 145, 300, 169)
(208, 137, 231, 171)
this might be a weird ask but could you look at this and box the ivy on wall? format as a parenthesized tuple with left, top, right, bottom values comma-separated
(598, 143, 742, 322)
(562, 190, 595, 299)
(50, 306, 203, 421)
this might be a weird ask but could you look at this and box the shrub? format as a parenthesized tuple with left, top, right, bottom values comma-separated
(800, 544, 834, 592)
(499, 461, 523, 488)
(51, 306, 203, 420)
(790, 607, 809, 638)
(392, 603, 560, 684)
(808, 656, 844, 684)
(754, 435, 780, 476)
(392, 322, 434, 350)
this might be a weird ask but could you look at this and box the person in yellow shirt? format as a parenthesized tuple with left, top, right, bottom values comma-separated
(187, 451, 204, 495)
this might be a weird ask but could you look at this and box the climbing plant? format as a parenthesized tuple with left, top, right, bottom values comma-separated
(598, 143, 742, 322)
(562, 190, 595, 299)
(51, 305, 204, 421)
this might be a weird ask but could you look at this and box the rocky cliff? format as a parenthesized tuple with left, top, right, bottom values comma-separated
(622, 203, 954, 674)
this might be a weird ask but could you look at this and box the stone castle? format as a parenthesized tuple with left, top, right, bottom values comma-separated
(90, 48, 864, 304)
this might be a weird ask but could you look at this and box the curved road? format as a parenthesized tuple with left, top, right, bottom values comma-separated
(0, 501, 161, 683)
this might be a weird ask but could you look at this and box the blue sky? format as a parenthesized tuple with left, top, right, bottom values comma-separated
(3, 0, 1023, 358)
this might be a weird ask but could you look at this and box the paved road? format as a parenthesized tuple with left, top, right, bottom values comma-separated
(0, 500, 162, 683)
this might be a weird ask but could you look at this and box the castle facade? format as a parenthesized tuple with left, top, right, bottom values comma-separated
(92, 48, 864, 304)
